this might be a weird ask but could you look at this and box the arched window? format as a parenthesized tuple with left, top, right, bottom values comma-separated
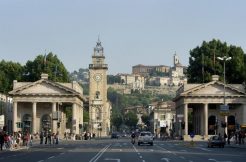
(41, 114, 51, 132)
(23, 114, 32, 133)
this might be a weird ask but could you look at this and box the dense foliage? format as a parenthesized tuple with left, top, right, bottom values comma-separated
(187, 39, 246, 84)
(23, 52, 70, 82)
(0, 60, 23, 93)
(108, 87, 172, 130)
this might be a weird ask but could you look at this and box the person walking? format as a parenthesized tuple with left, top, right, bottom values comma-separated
(0, 132, 4, 151)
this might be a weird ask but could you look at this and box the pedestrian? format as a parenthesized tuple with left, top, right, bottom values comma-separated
(40, 131, 44, 144)
(227, 133, 231, 145)
(29, 134, 33, 146)
(55, 132, 59, 144)
(0, 132, 4, 151)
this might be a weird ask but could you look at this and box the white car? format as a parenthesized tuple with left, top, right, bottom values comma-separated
(138, 131, 153, 146)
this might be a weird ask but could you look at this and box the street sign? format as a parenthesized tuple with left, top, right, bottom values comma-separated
(220, 105, 229, 116)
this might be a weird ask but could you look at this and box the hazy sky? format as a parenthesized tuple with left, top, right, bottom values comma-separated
(1, 0, 245, 74)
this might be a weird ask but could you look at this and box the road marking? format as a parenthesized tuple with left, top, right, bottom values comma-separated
(148, 149, 154, 152)
(89, 144, 111, 162)
(139, 156, 142, 158)
(161, 158, 170, 162)
(111, 149, 122, 152)
(208, 159, 232, 162)
(104, 158, 120, 162)
(48, 156, 55, 159)
(199, 147, 211, 151)
(57, 148, 64, 150)
(37, 160, 44, 162)
(180, 149, 187, 152)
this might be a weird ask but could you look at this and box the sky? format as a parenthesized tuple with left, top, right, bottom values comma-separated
(0, 0, 246, 75)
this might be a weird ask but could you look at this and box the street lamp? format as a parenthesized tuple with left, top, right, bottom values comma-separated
(217, 56, 232, 137)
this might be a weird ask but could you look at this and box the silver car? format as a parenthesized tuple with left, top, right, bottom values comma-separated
(138, 131, 154, 146)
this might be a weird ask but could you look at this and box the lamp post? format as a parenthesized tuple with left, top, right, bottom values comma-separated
(217, 56, 231, 136)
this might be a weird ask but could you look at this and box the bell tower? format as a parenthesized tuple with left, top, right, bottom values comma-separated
(89, 38, 111, 137)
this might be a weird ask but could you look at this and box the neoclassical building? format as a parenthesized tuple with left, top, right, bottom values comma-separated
(173, 75, 246, 141)
(9, 73, 84, 135)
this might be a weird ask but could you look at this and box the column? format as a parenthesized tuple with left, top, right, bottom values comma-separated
(204, 103, 208, 137)
(12, 102, 17, 132)
(52, 102, 56, 133)
(32, 102, 37, 134)
(184, 103, 188, 135)
(72, 103, 77, 134)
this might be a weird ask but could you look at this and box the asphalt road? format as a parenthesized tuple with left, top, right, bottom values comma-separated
(0, 138, 245, 162)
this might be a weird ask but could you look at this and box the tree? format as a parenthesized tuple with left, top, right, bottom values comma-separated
(111, 115, 123, 131)
(23, 52, 70, 82)
(141, 114, 150, 129)
(107, 75, 121, 84)
(124, 111, 138, 130)
(0, 60, 23, 93)
(187, 39, 245, 84)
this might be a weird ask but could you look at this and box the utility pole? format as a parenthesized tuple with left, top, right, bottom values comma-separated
(217, 56, 232, 137)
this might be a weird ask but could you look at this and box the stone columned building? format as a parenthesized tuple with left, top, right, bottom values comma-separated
(173, 75, 246, 141)
(9, 73, 84, 135)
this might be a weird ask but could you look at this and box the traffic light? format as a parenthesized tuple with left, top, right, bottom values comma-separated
(57, 122, 60, 128)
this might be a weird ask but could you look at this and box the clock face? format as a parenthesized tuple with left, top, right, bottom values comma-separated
(94, 73, 102, 82)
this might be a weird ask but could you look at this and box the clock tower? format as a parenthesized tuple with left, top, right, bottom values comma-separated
(89, 38, 111, 137)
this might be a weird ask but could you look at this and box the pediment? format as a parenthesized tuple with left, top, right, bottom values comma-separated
(183, 82, 245, 96)
(20, 82, 69, 94)
(9, 79, 78, 95)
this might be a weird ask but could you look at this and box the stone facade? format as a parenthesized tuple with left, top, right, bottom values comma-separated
(89, 39, 111, 137)
(173, 75, 246, 141)
(8, 73, 84, 135)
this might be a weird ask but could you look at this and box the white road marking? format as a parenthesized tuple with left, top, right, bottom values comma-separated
(111, 149, 122, 152)
(89, 144, 111, 162)
(161, 158, 170, 162)
(48, 156, 55, 159)
(180, 149, 187, 152)
(139, 156, 142, 158)
(104, 158, 120, 162)
(208, 159, 232, 162)
(37, 160, 44, 162)
(57, 148, 64, 150)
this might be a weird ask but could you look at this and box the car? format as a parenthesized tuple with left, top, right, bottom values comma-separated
(207, 135, 225, 148)
(111, 132, 119, 139)
(138, 131, 153, 146)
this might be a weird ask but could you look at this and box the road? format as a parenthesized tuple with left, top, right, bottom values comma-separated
(0, 138, 245, 162)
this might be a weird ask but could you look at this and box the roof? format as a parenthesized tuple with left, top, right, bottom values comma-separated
(9, 78, 85, 101)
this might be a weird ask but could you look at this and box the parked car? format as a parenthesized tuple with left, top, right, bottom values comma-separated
(111, 132, 119, 139)
(207, 135, 225, 148)
(138, 131, 153, 146)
